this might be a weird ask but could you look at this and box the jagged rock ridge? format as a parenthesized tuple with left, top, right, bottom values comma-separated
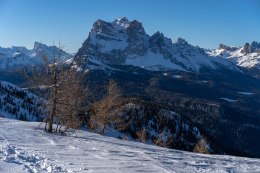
(0, 42, 72, 70)
(208, 41, 260, 70)
(75, 17, 239, 72)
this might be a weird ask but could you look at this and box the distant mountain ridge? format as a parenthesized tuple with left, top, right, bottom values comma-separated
(0, 42, 72, 70)
(0, 18, 259, 75)
(208, 42, 260, 69)
(75, 17, 259, 73)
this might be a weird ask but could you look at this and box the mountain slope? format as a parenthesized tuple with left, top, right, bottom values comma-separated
(84, 67, 260, 157)
(1, 117, 260, 173)
(0, 81, 45, 121)
(0, 42, 72, 71)
(0, 80, 217, 155)
(208, 42, 260, 69)
(74, 17, 239, 72)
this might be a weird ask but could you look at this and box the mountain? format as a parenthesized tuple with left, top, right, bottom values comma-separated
(209, 42, 260, 69)
(1, 118, 260, 173)
(71, 17, 260, 158)
(0, 42, 72, 71)
(0, 80, 45, 121)
(75, 17, 239, 72)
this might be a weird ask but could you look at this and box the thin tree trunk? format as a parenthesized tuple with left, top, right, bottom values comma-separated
(46, 56, 58, 133)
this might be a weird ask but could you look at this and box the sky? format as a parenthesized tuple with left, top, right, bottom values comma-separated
(0, 0, 259, 53)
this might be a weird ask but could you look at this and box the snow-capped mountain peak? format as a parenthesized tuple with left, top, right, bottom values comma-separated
(0, 42, 72, 70)
(218, 44, 239, 52)
(209, 41, 260, 70)
(75, 18, 240, 72)
(33, 42, 47, 51)
(240, 42, 260, 54)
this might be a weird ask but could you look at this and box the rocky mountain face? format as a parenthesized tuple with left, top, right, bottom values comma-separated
(75, 17, 238, 72)
(241, 41, 260, 54)
(0, 42, 72, 71)
(209, 42, 260, 70)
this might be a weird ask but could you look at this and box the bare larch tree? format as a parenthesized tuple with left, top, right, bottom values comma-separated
(89, 80, 122, 134)
(21, 43, 88, 133)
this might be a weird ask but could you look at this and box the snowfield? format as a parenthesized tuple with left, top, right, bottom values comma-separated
(0, 118, 260, 173)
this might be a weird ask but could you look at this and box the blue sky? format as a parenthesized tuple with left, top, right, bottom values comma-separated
(0, 0, 259, 53)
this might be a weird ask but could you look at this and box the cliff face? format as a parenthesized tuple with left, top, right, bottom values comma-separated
(74, 17, 238, 72)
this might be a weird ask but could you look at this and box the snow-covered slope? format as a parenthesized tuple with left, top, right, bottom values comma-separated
(75, 17, 239, 72)
(208, 42, 260, 69)
(0, 42, 72, 70)
(0, 81, 45, 121)
(0, 118, 260, 173)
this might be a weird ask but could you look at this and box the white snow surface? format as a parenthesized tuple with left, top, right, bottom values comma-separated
(89, 31, 128, 52)
(238, 92, 255, 95)
(220, 98, 237, 102)
(125, 51, 186, 71)
(1, 118, 260, 173)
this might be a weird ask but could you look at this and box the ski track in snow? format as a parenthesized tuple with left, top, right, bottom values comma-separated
(0, 136, 66, 173)
(0, 118, 260, 173)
